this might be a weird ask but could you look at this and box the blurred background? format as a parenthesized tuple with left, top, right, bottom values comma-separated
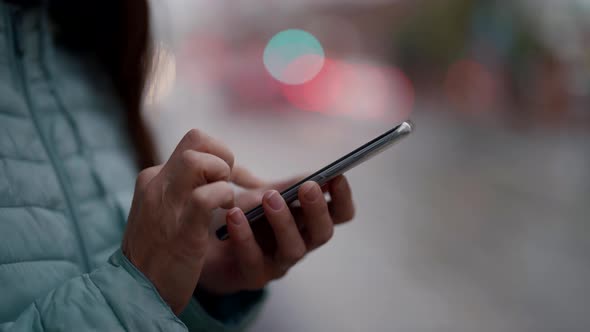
(145, 0, 590, 331)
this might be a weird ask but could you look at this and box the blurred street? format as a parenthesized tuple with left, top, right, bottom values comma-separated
(148, 99, 590, 332)
(147, 0, 590, 330)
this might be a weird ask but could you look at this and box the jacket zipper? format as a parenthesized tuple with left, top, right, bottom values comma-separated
(5, 6, 92, 273)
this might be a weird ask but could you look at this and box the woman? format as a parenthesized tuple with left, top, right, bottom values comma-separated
(0, 0, 355, 331)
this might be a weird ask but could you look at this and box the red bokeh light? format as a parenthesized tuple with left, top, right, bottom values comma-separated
(280, 58, 348, 113)
(279, 53, 326, 86)
(280, 58, 414, 121)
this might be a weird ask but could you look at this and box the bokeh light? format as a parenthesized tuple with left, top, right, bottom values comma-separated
(263, 29, 325, 85)
(281, 59, 414, 121)
(280, 58, 345, 112)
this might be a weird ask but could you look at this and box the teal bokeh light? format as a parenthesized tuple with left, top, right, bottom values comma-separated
(263, 29, 325, 85)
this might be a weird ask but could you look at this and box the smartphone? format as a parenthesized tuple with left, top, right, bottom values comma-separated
(216, 121, 413, 240)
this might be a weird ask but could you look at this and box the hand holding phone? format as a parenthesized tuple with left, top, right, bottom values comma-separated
(216, 121, 413, 240)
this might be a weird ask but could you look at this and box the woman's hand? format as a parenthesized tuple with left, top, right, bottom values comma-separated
(197, 167, 355, 295)
(122, 129, 236, 314)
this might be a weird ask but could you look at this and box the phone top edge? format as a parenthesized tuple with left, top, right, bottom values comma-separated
(399, 121, 413, 134)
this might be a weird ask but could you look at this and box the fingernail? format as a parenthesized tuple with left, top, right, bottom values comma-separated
(228, 208, 245, 226)
(303, 182, 320, 202)
(264, 191, 283, 211)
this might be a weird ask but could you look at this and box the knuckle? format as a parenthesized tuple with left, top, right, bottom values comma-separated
(218, 161, 232, 181)
(184, 152, 231, 182)
(191, 189, 209, 207)
(223, 186, 235, 205)
(225, 151, 235, 170)
(184, 128, 203, 146)
(202, 155, 231, 181)
(180, 150, 201, 169)
(135, 167, 156, 191)
(217, 180, 232, 193)
(208, 137, 234, 170)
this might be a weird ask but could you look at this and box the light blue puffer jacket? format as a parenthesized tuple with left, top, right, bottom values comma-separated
(0, 1, 264, 330)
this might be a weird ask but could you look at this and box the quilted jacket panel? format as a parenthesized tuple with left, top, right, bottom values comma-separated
(0, 2, 264, 331)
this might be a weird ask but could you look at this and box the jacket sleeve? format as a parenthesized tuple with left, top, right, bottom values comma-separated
(0, 250, 266, 332)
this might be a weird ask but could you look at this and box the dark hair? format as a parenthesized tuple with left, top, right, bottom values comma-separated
(49, 0, 156, 168)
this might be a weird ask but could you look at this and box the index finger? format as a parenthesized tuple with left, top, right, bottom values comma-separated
(167, 129, 234, 169)
(230, 166, 267, 189)
(155, 129, 235, 206)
